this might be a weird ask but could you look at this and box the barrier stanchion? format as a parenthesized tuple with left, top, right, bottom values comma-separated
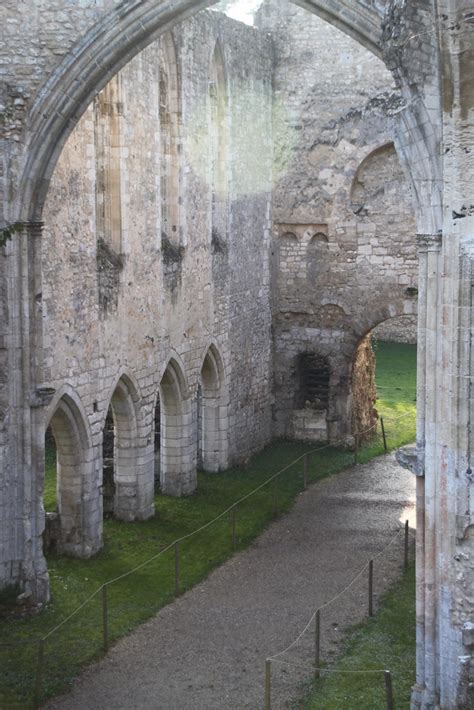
(404, 520, 409, 569)
(384, 669, 395, 710)
(231, 507, 237, 549)
(102, 585, 109, 652)
(271, 480, 277, 517)
(265, 659, 272, 710)
(33, 638, 45, 708)
(314, 609, 321, 679)
(381, 417, 388, 453)
(175, 542, 180, 596)
(303, 454, 309, 490)
(368, 560, 374, 617)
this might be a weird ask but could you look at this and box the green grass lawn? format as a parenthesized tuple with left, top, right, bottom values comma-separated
(0, 341, 416, 707)
(303, 563, 416, 709)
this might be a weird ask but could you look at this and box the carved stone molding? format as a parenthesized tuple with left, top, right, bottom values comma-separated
(417, 232, 442, 253)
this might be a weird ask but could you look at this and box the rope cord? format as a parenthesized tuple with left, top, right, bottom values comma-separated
(37, 412, 413, 641)
(270, 658, 390, 674)
(268, 510, 416, 663)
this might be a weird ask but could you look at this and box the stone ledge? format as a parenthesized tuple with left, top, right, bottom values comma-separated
(395, 446, 424, 476)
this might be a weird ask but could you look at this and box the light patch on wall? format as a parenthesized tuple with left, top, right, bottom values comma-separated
(184, 80, 295, 197)
(213, 0, 264, 26)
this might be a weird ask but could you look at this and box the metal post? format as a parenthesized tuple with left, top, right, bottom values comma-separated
(265, 659, 272, 710)
(231, 507, 237, 549)
(175, 542, 180, 596)
(369, 560, 374, 617)
(303, 454, 308, 490)
(102, 585, 109, 652)
(404, 520, 409, 569)
(33, 638, 45, 708)
(381, 417, 388, 453)
(354, 433, 359, 464)
(314, 609, 321, 679)
(384, 670, 395, 710)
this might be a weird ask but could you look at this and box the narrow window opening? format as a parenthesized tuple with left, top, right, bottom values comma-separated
(298, 354, 330, 409)
(102, 406, 116, 518)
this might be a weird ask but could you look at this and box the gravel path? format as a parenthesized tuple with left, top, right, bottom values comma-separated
(45, 453, 415, 710)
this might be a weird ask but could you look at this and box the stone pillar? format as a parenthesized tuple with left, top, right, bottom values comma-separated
(411, 233, 442, 709)
(3, 222, 50, 603)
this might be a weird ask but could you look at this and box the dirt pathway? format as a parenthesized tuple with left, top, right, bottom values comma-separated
(45, 453, 415, 710)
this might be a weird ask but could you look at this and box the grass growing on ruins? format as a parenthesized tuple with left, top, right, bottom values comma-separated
(0, 342, 416, 706)
(303, 562, 416, 709)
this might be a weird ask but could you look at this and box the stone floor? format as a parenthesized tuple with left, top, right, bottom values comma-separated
(45, 453, 415, 710)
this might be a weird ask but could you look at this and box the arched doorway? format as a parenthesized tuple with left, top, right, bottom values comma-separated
(103, 375, 154, 521)
(44, 393, 100, 557)
(158, 359, 196, 496)
(198, 345, 229, 472)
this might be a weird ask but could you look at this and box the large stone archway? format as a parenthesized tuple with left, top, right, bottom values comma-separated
(0, 2, 473, 708)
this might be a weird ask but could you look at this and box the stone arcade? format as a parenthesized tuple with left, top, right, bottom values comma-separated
(0, 1, 473, 708)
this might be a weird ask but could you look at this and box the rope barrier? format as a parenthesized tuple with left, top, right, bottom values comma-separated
(271, 658, 390, 675)
(3, 411, 414, 647)
(268, 510, 416, 664)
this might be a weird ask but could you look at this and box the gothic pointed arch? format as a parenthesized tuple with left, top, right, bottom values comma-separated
(103, 372, 154, 521)
(45, 388, 101, 557)
(158, 357, 196, 496)
(198, 343, 229, 472)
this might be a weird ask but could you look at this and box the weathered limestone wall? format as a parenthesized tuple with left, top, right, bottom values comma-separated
(1, 1, 473, 706)
(1, 10, 274, 593)
(257, 0, 418, 442)
(351, 334, 378, 440)
(373, 314, 417, 343)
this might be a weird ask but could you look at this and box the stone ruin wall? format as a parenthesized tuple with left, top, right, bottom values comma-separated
(256, 0, 418, 443)
(26, 10, 274, 571)
(1, 0, 419, 600)
(42, 10, 274, 465)
(372, 314, 417, 344)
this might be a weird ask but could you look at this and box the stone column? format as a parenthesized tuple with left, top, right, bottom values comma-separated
(5, 221, 50, 603)
(411, 233, 442, 709)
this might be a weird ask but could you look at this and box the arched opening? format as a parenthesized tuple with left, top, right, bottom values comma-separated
(43, 394, 100, 557)
(103, 376, 154, 521)
(351, 316, 417, 443)
(198, 346, 229, 472)
(154, 392, 161, 491)
(159, 359, 196, 496)
(102, 406, 116, 517)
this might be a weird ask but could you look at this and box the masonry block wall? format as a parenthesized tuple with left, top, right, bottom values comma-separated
(21, 10, 273, 585)
(2, 3, 473, 706)
(256, 0, 418, 443)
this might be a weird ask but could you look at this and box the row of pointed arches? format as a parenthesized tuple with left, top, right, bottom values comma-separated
(43, 345, 228, 557)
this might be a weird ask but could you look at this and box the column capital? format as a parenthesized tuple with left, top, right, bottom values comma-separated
(417, 232, 442, 253)
(26, 221, 44, 237)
